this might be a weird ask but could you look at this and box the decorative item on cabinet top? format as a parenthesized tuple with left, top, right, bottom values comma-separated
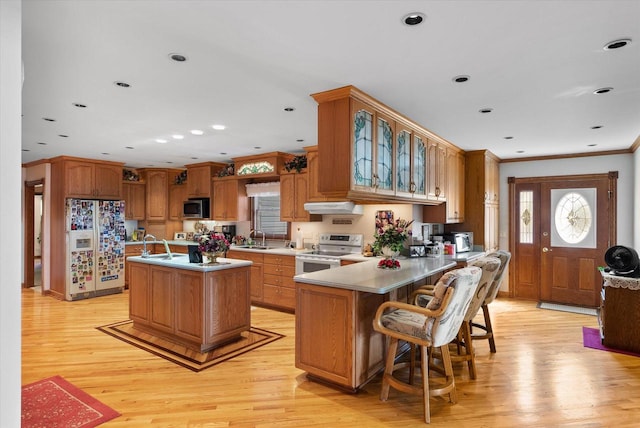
(174, 170, 187, 185)
(283, 155, 307, 173)
(123, 169, 140, 181)
(231, 152, 295, 177)
(216, 163, 235, 177)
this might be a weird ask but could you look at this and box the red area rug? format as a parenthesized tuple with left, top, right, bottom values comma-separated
(22, 375, 120, 427)
(582, 327, 640, 358)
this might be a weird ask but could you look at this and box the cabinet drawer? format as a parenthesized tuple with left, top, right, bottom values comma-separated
(263, 264, 295, 277)
(264, 273, 295, 289)
(263, 284, 295, 309)
(263, 254, 295, 266)
(227, 251, 264, 264)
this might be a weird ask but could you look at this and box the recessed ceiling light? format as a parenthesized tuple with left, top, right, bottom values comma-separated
(72, 103, 86, 108)
(479, 108, 493, 114)
(42, 117, 56, 122)
(516, 150, 525, 154)
(504, 136, 514, 140)
(220, 152, 227, 155)
(591, 125, 603, 129)
(101, 152, 110, 155)
(296, 139, 305, 142)
(169, 53, 187, 62)
(114, 81, 130, 88)
(166, 161, 173, 164)
(588, 144, 598, 147)
(211, 124, 226, 130)
(284, 107, 295, 112)
(172, 134, 184, 140)
(402, 12, 426, 26)
(254, 146, 262, 149)
(22, 149, 30, 152)
(604, 38, 632, 50)
(37, 142, 47, 145)
(190, 157, 199, 159)
(155, 139, 168, 144)
(58, 134, 68, 138)
(190, 129, 204, 135)
(452, 75, 470, 83)
(593, 87, 613, 94)
(125, 146, 134, 149)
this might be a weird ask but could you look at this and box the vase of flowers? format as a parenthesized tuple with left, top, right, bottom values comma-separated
(373, 218, 413, 269)
(198, 232, 230, 264)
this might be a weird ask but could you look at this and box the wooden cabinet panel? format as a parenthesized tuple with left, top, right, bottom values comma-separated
(60, 158, 123, 199)
(227, 250, 264, 302)
(204, 269, 251, 344)
(459, 150, 500, 250)
(303, 145, 330, 202)
(174, 269, 204, 342)
(186, 162, 226, 198)
(445, 148, 465, 223)
(149, 267, 174, 333)
(212, 178, 249, 221)
(128, 263, 150, 324)
(124, 244, 144, 288)
(145, 170, 168, 221)
(280, 172, 320, 222)
(295, 282, 386, 390)
(427, 140, 447, 202)
(94, 163, 123, 199)
(123, 182, 146, 220)
(169, 184, 188, 220)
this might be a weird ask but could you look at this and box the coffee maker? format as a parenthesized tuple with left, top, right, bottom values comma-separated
(215, 225, 236, 242)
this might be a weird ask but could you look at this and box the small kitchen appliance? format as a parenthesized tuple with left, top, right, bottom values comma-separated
(441, 232, 473, 253)
(295, 233, 363, 274)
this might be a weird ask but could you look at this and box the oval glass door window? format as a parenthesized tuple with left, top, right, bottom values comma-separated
(552, 189, 595, 247)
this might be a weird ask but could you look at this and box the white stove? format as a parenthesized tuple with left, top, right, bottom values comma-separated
(295, 233, 363, 274)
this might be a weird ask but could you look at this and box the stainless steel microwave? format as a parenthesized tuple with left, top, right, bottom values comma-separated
(182, 198, 210, 219)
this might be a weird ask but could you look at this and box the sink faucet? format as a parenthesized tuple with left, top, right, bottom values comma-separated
(162, 239, 173, 260)
(141, 234, 156, 258)
(250, 229, 265, 247)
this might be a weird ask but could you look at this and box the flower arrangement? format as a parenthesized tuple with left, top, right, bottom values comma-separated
(198, 232, 230, 254)
(123, 169, 140, 181)
(372, 218, 414, 255)
(174, 170, 187, 184)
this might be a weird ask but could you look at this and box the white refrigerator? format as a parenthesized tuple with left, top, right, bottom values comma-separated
(65, 199, 126, 301)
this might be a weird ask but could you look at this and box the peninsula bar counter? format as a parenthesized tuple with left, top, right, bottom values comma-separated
(294, 257, 456, 392)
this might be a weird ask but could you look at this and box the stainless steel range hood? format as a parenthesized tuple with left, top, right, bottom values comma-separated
(303, 201, 364, 215)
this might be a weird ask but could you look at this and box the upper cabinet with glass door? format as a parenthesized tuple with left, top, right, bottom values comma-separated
(312, 85, 462, 204)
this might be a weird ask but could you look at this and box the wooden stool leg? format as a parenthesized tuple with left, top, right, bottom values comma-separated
(380, 338, 398, 401)
(421, 344, 431, 424)
(482, 304, 496, 353)
(409, 343, 416, 385)
(439, 344, 457, 404)
(462, 320, 477, 379)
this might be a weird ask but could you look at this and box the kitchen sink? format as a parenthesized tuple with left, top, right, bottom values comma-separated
(144, 253, 188, 259)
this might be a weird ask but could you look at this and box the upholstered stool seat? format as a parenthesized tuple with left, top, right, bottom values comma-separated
(373, 266, 482, 423)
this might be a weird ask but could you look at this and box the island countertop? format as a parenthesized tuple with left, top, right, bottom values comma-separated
(127, 254, 252, 272)
(294, 256, 456, 294)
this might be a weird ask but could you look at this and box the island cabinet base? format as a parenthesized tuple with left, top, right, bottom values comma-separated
(295, 282, 387, 392)
(129, 263, 251, 353)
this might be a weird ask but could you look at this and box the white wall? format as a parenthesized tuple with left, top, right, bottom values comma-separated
(499, 153, 634, 249)
(0, 0, 22, 425)
(635, 149, 640, 248)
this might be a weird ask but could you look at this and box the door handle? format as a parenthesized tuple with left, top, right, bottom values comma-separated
(542, 247, 552, 253)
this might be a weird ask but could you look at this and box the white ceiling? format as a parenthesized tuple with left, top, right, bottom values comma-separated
(21, 0, 640, 169)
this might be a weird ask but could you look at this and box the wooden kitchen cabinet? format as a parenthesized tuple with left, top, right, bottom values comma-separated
(262, 253, 296, 311)
(168, 184, 188, 220)
(145, 169, 168, 221)
(280, 171, 322, 222)
(186, 161, 226, 198)
(52, 157, 123, 199)
(212, 177, 250, 221)
(445, 147, 465, 223)
(227, 250, 264, 303)
(312, 85, 461, 204)
(458, 149, 500, 251)
(303, 145, 331, 202)
(123, 181, 146, 220)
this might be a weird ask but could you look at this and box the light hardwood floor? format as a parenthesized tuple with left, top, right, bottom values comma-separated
(22, 288, 640, 427)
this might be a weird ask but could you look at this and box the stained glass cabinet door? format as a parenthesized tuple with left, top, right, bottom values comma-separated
(352, 102, 374, 191)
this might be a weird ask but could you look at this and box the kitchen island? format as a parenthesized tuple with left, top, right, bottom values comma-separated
(127, 253, 252, 352)
(294, 256, 456, 392)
